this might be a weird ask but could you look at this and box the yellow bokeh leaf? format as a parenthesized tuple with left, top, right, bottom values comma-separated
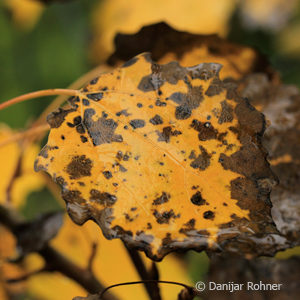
(0, 226, 26, 299)
(0, 125, 45, 207)
(3, 0, 44, 31)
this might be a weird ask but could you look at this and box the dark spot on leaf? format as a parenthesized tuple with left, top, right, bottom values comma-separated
(190, 146, 211, 170)
(155, 99, 167, 106)
(82, 99, 90, 106)
(47, 108, 75, 128)
(205, 78, 224, 97)
(116, 109, 130, 117)
(83, 108, 123, 146)
(62, 189, 85, 204)
(156, 126, 182, 143)
(76, 124, 85, 134)
(80, 135, 88, 143)
(175, 105, 191, 119)
(203, 211, 215, 220)
(90, 77, 99, 85)
(191, 119, 218, 141)
(119, 165, 127, 172)
(90, 189, 117, 206)
(152, 192, 170, 205)
(219, 100, 234, 124)
(190, 191, 207, 206)
(130, 119, 145, 129)
(87, 93, 103, 101)
(153, 209, 180, 224)
(103, 171, 112, 179)
(66, 155, 92, 179)
(150, 115, 163, 125)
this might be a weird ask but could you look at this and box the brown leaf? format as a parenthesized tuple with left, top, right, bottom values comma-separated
(239, 73, 300, 246)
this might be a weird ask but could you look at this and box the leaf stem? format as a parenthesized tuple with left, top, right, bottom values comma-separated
(0, 89, 79, 111)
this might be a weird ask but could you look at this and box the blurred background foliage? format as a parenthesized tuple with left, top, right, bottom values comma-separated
(1, 0, 300, 299)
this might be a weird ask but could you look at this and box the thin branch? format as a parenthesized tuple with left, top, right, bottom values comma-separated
(87, 242, 98, 273)
(0, 124, 49, 148)
(99, 280, 196, 300)
(123, 242, 161, 300)
(0, 204, 119, 300)
(0, 89, 79, 111)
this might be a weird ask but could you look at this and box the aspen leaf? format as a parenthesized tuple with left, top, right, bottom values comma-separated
(35, 53, 281, 260)
(91, 0, 236, 62)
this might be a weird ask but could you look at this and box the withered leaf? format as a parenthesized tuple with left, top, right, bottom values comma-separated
(35, 53, 279, 260)
(108, 22, 273, 81)
(203, 255, 300, 300)
(240, 73, 300, 246)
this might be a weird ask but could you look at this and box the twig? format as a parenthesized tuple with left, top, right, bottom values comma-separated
(99, 280, 196, 300)
(87, 242, 98, 273)
(0, 124, 49, 148)
(0, 204, 119, 300)
(123, 242, 161, 300)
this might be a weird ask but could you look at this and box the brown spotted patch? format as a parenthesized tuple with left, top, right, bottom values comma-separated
(35, 53, 279, 261)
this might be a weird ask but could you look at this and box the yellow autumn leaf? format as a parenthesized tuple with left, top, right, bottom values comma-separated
(3, 0, 44, 31)
(0, 125, 45, 208)
(35, 53, 278, 260)
(91, 0, 237, 62)
(25, 215, 193, 300)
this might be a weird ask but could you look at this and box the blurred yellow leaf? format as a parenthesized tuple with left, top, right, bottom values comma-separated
(25, 216, 193, 300)
(0, 226, 26, 299)
(0, 125, 44, 207)
(91, 0, 237, 62)
(3, 0, 44, 31)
